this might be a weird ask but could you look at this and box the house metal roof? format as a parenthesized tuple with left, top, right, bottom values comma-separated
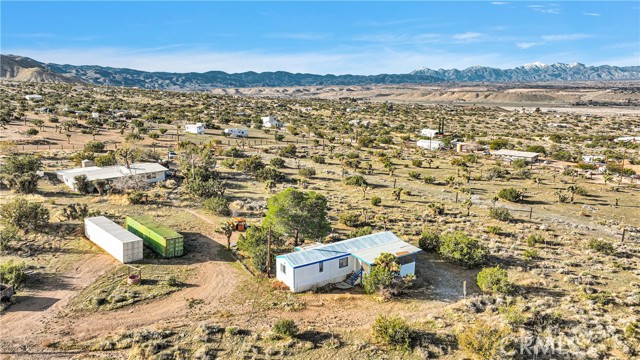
(277, 232, 421, 268)
(352, 241, 421, 265)
(55, 162, 168, 182)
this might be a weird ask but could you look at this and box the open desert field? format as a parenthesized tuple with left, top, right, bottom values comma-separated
(1, 81, 639, 360)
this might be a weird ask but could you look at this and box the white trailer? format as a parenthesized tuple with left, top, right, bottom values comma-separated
(224, 128, 249, 138)
(84, 216, 143, 263)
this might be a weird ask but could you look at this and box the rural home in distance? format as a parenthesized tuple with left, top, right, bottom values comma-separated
(185, 123, 206, 134)
(492, 149, 540, 162)
(24, 94, 43, 101)
(55, 162, 168, 192)
(261, 115, 283, 129)
(420, 128, 440, 138)
(276, 232, 421, 293)
(223, 128, 249, 138)
(417, 139, 445, 150)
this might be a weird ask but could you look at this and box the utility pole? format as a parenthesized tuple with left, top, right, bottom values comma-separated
(619, 148, 627, 185)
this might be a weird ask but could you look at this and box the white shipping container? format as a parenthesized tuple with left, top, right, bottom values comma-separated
(84, 216, 144, 263)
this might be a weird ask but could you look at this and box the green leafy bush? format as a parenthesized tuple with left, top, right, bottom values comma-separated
(255, 167, 285, 183)
(279, 144, 297, 158)
(526, 234, 544, 247)
(418, 230, 440, 251)
(0, 259, 28, 289)
(273, 319, 298, 337)
(523, 249, 538, 260)
(489, 207, 513, 222)
(270, 157, 286, 168)
(84, 141, 106, 153)
(344, 175, 367, 187)
(0, 197, 49, 233)
(458, 320, 511, 360)
(477, 266, 514, 294)
(486, 226, 502, 235)
(338, 212, 361, 227)
(298, 167, 316, 178)
(311, 155, 325, 164)
(370, 196, 382, 206)
(587, 239, 614, 254)
(438, 231, 488, 268)
(371, 315, 412, 350)
(349, 226, 373, 239)
(203, 197, 231, 216)
(498, 188, 524, 203)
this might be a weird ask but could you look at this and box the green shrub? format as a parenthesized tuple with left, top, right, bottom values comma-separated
(418, 230, 440, 251)
(371, 315, 412, 350)
(370, 196, 382, 206)
(498, 188, 524, 203)
(458, 320, 511, 360)
(489, 207, 513, 222)
(273, 319, 298, 337)
(222, 146, 244, 158)
(486, 226, 502, 235)
(298, 167, 316, 178)
(477, 266, 513, 294)
(489, 138, 510, 150)
(203, 197, 231, 216)
(270, 157, 286, 168)
(523, 249, 538, 260)
(237, 155, 265, 174)
(26, 128, 39, 136)
(438, 232, 488, 268)
(0, 197, 49, 233)
(587, 239, 614, 254)
(84, 141, 105, 153)
(526, 234, 544, 247)
(0, 226, 21, 251)
(411, 159, 422, 168)
(512, 159, 529, 169)
(0, 259, 28, 289)
(279, 144, 297, 158)
(408, 171, 420, 179)
(349, 226, 373, 239)
(344, 175, 367, 187)
(338, 212, 361, 227)
(311, 155, 325, 164)
(255, 167, 285, 183)
(423, 176, 436, 184)
(499, 304, 527, 328)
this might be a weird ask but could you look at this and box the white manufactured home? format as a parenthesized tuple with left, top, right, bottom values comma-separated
(261, 115, 283, 129)
(55, 162, 168, 192)
(417, 139, 445, 150)
(185, 123, 206, 134)
(492, 149, 540, 162)
(420, 128, 439, 138)
(224, 128, 249, 138)
(84, 216, 143, 263)
(276, 232, 421, 293)
(25, 94, 43, 101)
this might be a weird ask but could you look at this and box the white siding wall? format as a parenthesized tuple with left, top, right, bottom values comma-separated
(291, 256, 355, 293)
(84, 217, 143, 263)
(276, 258, 294, 289)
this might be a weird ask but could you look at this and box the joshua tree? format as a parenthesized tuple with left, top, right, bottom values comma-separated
(392, 187, 404, 201)
(216, 221, 234, 249)
(462, 198, 473, 216)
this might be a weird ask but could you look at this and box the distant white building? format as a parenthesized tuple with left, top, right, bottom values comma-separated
(262, 116, 283, 129)
(55, 162, 168, 192)
(91, 112, 100, 119)
(276, 232, 421, 293)
(25, 95, 43, 101)
(614, 136, 640, 143)
(185, 123, 206, 134)
(224, 128, 248, 138)
(420, 128, 439, 138)
(493, 149, 540, 162)
(582, 155, 605, 164)
(417, 139, 445, 150)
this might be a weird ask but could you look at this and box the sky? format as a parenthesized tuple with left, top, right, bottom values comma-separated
(1, 1, 639, 75)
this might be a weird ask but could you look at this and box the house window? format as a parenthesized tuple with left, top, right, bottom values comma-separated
(339, 257, 348, 268)
(319, 262, 324, 272)
(280, 264, 286, 274)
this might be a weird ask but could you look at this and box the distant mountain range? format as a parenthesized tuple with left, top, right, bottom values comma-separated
(1, 54, 639, 90)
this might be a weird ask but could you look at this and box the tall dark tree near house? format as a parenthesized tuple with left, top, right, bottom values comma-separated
(116, 146, 140, 170)
(180, 143, 216, 181)
(264, 188, 331, 247)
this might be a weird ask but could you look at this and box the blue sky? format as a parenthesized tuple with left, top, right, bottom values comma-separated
(2, 1, 638, 74)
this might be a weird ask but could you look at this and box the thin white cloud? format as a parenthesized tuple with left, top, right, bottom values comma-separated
(541, 33, 592, 41)
(516, 42, 543, 49)
(528, 4, 561, 14)
(452, 32, 483, 40)
(583, 12, 601, 16)
(491, 2, 509, 5)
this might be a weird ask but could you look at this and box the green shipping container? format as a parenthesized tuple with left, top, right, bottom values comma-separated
(125, 216, 184, 257)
